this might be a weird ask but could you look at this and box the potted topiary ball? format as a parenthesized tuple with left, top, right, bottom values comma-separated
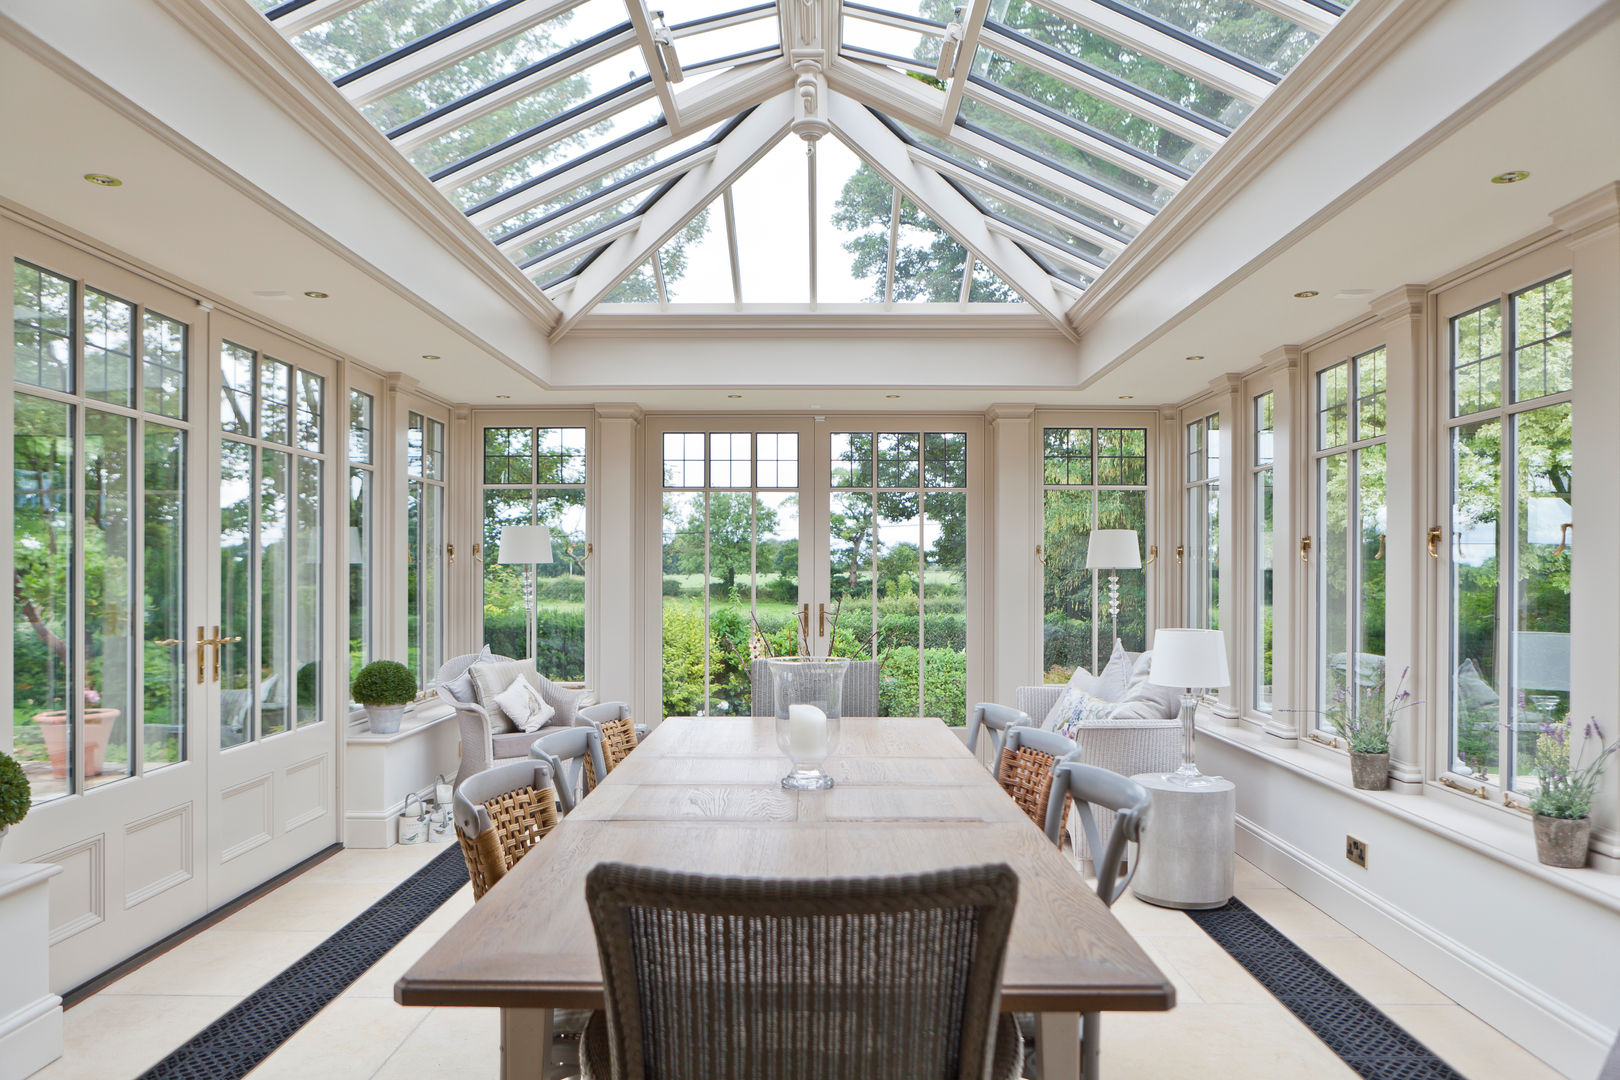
(0, 751, 30, 854)
(351, 661, 418, 734)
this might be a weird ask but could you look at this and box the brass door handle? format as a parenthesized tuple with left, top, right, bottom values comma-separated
(154, 638, 182, 647)
(1427, 526, 1442, 559)
(196, 626, 207, 685)
(1144, 544, 1157, 567)
(1373, 534, 1385, 561)
(447, 543, 455, 565)
(818, 602, 827, 638)
(212, 628, 242, 684)
(1035, 544, 1047, 566)
(797, 603, 810, 645)
(1299, 536, 1312, 562)
(1174, 544, 1184, 566)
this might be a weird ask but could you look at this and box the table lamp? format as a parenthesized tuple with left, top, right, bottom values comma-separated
(1086, 529, 1142, 651)
(1149, 628, 1229, 788)
(498, 524, 553, 659)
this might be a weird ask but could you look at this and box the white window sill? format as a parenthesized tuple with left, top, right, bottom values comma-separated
(345, 701, 456, 745)
(1195, 709, 1620, 913)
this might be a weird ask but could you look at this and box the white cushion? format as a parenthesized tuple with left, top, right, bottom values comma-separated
(1094, 640, 1134, 702)
(443, 671, 476, 704)
(493, 676, 555, 733)
(1064, 665, 1099, 697)
(1115, 649, 1181, 719)
(469, 658, 541, 734)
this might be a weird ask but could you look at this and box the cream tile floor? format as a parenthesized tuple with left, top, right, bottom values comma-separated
(42, 843, 1567, 1080)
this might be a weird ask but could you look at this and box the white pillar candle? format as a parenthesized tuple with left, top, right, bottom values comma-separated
(787, 703, 828, 758)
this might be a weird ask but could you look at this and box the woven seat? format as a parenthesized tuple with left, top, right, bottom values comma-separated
(580, 861, 1023, 1080)
(996, 726, 1077, 833)
(452, 760, 562, 900)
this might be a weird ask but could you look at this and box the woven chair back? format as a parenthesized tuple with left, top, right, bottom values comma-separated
(453, 762, 562, 900)
(586, 862, 1018, 1080)
(584, 716, 639, 787)
(997, 744, 1071, 834)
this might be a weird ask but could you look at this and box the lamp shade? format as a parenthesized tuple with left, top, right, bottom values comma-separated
(1514, 631, 1571, 693)
(1149, 628, 1230, 689)
(1085, 529, 1142, 570)
(497, 524, 553, 564)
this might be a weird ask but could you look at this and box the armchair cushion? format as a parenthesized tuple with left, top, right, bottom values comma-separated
(442, 671, 477, 704)
(469, 658, 540, 734)
(1044, 687, 1115, 741)
(1116, 650, 1181, 719)
(533, 672, 593, 727)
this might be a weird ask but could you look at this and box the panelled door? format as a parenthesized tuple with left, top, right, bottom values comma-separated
(203, 312, 339, 905)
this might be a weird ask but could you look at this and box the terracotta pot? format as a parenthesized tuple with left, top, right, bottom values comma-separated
(1350, 751, 1390, 791)
(33, 709, 120, 778)
(1533, 813, 1590, 869)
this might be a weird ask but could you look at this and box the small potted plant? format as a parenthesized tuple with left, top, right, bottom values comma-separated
(0, 751, 30, 854)
(350, 661, 418, 734)
(1294, 667, 1422, 790)
(1526, 718, 1620, 869)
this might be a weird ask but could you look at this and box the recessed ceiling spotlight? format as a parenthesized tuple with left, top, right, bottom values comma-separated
(303, 290, 329, 299)
(1490, 170, 1530, 185)
(83, 173, 122, 187)
(727, 394, 742, 399)
(1293, 290, 1319, 298)
(1118, 395, 1135, 400)
(495, 394, 512, 399)
(1185, 355, 1204, 362)
(421, 353, 440, 360)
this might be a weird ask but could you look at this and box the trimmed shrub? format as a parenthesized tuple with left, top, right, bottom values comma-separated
(879, 646, 968, 726)
(350, 660, 416, 706)
(0, 752, 29, 828)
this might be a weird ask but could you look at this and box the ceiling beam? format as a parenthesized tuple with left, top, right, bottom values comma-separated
(671, 56, 795, 130)
(826, 55, 948, 131)
(827, 92, 1075, 338)
(552, 93, 795, 336)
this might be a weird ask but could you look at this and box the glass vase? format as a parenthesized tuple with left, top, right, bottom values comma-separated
(767, 657, 849, 790)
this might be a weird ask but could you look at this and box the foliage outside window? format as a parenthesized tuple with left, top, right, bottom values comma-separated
(1254, 392, 1275, 714)
(1041, 427, 1149, 681)
(348, 389, 374, 690)
(482, 426, 587, 678)
(12, 260, 189, 805)
(1448, 273, 1573, 795)
(1185, 413, 1220, 631)
(662, 432, 799, 718)
(1315, 348, 1386, 736)
(407, 411, 444, 690)
(831, 431, 969, 722)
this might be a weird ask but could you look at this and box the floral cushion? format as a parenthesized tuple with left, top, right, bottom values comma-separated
(1043, 687, 1116, 741)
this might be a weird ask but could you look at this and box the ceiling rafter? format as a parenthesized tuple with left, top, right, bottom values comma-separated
(911, 149, 1124, 257)
(494, 146, 718, 251)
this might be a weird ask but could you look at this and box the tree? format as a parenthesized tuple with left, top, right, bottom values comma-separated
(670, 494, 780, 595)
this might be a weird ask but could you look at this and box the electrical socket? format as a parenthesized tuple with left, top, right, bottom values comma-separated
(1346, 835, 1368, 869)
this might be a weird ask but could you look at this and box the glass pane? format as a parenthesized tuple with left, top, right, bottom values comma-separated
(709, 432, 751, 488)
(877, 432, 919, 487)
(1255, 465, 1273, 714)
(1451, 418, 1501, 782)
(1318, 362, 1347, 449)
(1355, 346, 1386, 441)
(831, 432, 873, 487)
(537, 426, 586, 484)
(893, 198, 975, 303)
(1098, 489, 1147, 655)
(536, 489, 587, 681)
(219, 439, 254, 749)
(485, 426, 535, 484)
(295, 456, 322, 727)
(1318, 452, 1349, 731)
(349, 466, 372, 687)
(1098, 428, 1146, 485)
(1204, 477, 1220, 630)
(754, 491, 801, 655)
(13, 262, 74, 392)
(1511, 403, 1572, 793)
(83, 290, 136, 409)
(220, 341, 256, 435)
(408, 412, 426, 478)
(705, 491, 754, 716)
(291, 0, 506, 80)
(657, 205, 732, 304)
(923, 490, 968, 723)
(424, 417, 445, 480)
(1512, 274, 1572, 402)
(1451, 300, 1502, 417)
(142, 312, 188, 419)
(818, 138, 891, 304)
(12, 393, 75, 802)
(260, 449, 291, 737)
(662, 491, 708, 716)
(732, 137, 810, 304)
(663, 432, 705, 487)
(1255, 391, 1274, 465)
(875, 490, 921, 717)
(144, 425, 186, 770)
(1043, 489, 1093, 681)
(296, 370, 324, 453)
(259, 358, 292, 445)
(349, 389, 374, 465)
(1120, 0, 1319, 76)
(408, 480, 444, 687)
(923, 432, 966, 488)
(1357, 443, 1387, 717)
(84, 411, 135, 790)
(756, 432, 798, 489)
(483, 489, 533, 661)
(1043, 427, 1092, 485)
(829, 489, 875, 658)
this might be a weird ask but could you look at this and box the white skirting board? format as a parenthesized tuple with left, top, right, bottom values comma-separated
(1235, 816, 1610, 1078)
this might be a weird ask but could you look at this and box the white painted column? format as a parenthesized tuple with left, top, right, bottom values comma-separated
(1371, 286, 1430, 791)
(1154, 408, 1182, 635)
(1261, 347, 1302, 744)
(1555, 183, 1620, 869)
(593, 404, 644, 721)
(380, 372, 417, 665)
(987, 405, 1037, 702)
(1212, 374, 1242, 721)
(446, 404, 481, 656)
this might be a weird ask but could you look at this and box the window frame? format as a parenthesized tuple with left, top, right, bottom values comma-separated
(404, 400, 450, 692)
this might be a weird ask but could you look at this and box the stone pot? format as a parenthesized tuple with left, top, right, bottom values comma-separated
(1350, 751, 1390, 791)
(365, 703, 406, 735)
(1533, 813, 1590, 869)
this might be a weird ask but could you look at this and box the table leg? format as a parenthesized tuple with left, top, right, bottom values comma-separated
(1037, 1011, 1081, 1080)
(500, 1007, 553, 1080)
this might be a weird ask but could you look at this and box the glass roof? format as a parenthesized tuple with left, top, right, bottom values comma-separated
(249, 0, 1346, 327)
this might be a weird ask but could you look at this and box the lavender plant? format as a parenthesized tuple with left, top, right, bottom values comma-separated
(1292, 667, 1423, 755)
(1528, 718, 1620, 820)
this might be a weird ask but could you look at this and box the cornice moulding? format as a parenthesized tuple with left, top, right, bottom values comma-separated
(1551, 180, 1620, 239)
(1369, 284, 1428, 323)
(594, 403, 646, 422)
(985, 404, 1037, 422)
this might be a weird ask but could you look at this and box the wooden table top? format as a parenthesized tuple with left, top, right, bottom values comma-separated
(396, 716, 1175, 1014)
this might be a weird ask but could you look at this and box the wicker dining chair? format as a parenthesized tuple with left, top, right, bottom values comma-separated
(582, 703, 640, 788)
(966, 702, 1034, 769)
(996, 725, 1079, 833)
(452, 760, 563, 900)
(530, 726, 609, 814)
(579, 861, 1024, 1080)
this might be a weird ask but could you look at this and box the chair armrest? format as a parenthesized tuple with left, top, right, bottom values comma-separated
(450, 699, 498, 788)
(1015, 685, 1065, 725)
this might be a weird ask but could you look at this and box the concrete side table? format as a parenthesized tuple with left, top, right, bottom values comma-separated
(1129, 772, 1235, 910)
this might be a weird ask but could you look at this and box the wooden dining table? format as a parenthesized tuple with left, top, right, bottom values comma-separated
(396, 715, 1175, 1079)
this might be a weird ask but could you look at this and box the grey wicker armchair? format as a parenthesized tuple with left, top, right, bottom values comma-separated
(580, 861, 1024, 1080)
(749, 658, 881, 718)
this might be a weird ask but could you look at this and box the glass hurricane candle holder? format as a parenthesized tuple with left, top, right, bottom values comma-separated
(767, 656, 849, 790)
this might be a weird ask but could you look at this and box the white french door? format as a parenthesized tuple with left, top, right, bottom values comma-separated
(202, 313, 339, 906)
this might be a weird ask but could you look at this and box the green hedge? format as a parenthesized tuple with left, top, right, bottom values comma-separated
(879, 646, 968, 726)
(483, 607, 586, 680)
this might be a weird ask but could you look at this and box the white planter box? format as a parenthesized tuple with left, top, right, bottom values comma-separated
(0, 862, 64, 1080)
(343, 704, 460, 848)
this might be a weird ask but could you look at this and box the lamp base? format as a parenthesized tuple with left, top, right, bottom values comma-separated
(1165, 691, 1222, 788)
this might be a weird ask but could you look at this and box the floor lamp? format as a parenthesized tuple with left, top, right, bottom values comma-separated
(498, 524, 553, 660)
(1086, 529, 1142, 653)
